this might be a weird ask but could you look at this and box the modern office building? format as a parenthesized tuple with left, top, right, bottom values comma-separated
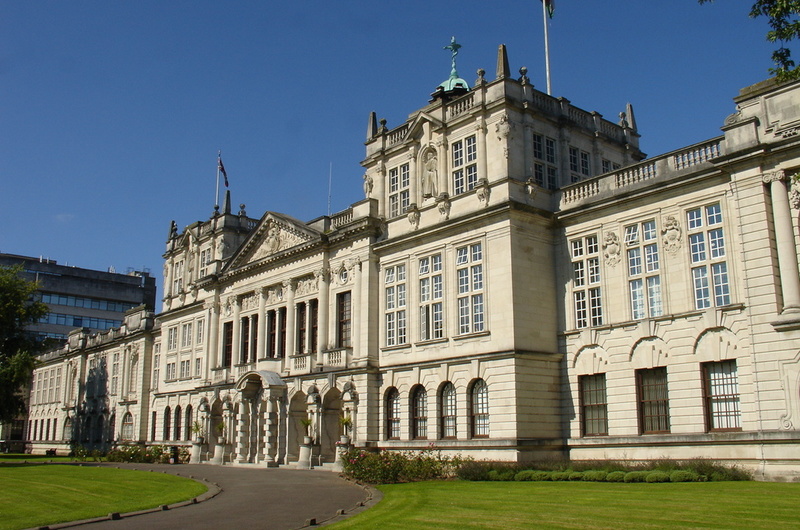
(0, 253, 156, 342)
(20, 45, 800, 479)
(0, 253, 155, 450)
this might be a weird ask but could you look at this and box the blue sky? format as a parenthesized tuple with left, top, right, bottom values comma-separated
(1, 1, 779, 298)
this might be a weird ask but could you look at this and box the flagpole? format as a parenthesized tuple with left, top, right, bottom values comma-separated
(215, 150, 221, 212)
(542, 0, 552, 95)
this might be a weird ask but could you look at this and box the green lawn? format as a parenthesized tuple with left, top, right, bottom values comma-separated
(333, 480, 800, 529)
(0, 463, 207, 530)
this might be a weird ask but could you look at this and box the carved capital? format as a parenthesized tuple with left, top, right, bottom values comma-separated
(762, 169, 787, 184)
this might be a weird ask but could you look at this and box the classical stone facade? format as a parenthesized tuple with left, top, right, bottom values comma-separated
(23, 46, 800, 479)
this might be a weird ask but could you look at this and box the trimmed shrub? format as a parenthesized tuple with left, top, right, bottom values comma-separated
(606, 471, 626, 482)
(456, 460, 491, 481)
(623, 471, 648, 483)
(488, 469, 516, 481)
(568, 471, 584, 481)
(551, 471, 570, 481)
(669, 470, 700, 482)
(530, 471, 552, 481)
(514, 470, 535, 481)
(646, 471, 671, 483)
(582, 470, 608, 482)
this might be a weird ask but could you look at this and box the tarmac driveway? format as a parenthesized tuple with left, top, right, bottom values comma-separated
(58, 463, 374, 530)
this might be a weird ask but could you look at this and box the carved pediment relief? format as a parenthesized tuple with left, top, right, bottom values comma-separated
(229, 213, 321, 270)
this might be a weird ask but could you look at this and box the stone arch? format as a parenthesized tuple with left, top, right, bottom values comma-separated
(572, 344, 609, 374)
(629, 336, 670, 369)
(210, 399, 224, 445)
(288, 390, 307, 462)
(693, 327, 739, 362)
(320, 387, 343, 463)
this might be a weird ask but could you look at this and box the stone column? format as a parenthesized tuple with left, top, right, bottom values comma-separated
(764, 170, 800, 314)
(352, 259, 362, 358)
(438, 139, 448, 195)
(249, 315, 257, 363)
(303, 300, 312, 354)
(208, 302, 221, 369)
(284, 280, 296, 356)
(477, 120, 488, 181)
(235, 400, 249, 463)
(275, 308, 284, 358)
(256, 288, 267, 360)
(262, 396, 276, 466)
(232, 298, 242, 366)
(316, 268, 329, 368)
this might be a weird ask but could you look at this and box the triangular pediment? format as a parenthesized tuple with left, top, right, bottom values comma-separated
(406, 111, 444, 140)
(227, 212, 321, 270)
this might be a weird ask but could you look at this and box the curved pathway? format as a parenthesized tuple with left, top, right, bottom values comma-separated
(50, 464, 375, 530)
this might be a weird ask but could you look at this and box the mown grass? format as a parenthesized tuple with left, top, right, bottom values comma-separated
(333, 480, 800, 529)
(0, 464, 207, 530)
(0, 453, 75, 463)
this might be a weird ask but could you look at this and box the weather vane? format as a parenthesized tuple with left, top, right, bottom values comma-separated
(444, 36, 461, 77)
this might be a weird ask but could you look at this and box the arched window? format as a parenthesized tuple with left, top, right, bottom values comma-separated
(386, 388, 400, 440)
(63, 417, 73, 442)
(411, 386, 428, 439)
(184, 405, 193, 441)
(470, 379, 489, 438)
(174, 406, 182, 441)
(108, 414, 116, 443)
(163, 407, 171, 440)
(121, 413, 134, 441)
(440, 383, 457, 439)
(151, 411, 157, 441)
(45, 418, 51, 441)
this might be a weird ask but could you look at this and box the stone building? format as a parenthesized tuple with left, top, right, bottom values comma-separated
(23, 44, 800, 479)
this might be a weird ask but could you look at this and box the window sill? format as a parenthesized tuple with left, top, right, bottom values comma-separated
(453, 330, 490, 342)
(414, 337, 449, 347)
(381, 344, 411, 353)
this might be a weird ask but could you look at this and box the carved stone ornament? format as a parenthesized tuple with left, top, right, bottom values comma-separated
(241, 293, 259, 311)
(495, 114, 513, 142)
(662, 215, 683, 254)
(436, 193, 451, 221)
(314, 267, 331, 283)
(407, 204, 421, 230)
(790, 177, 800, 210)
(603, 232, 621, 267)
(476, 179, 491, 208)
(495, 115, 513, 159)
(525, 178, 537, 199)
(223, 296, 234, 317)
(335, 264, 350, 286)
(295, 275, 318, 296)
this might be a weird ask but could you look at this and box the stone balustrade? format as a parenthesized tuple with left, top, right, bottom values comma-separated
(560, 137, 724, 208)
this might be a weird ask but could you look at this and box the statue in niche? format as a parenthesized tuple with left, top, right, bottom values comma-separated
(422, 151, 439, 198)
(363, 173, 373, 199)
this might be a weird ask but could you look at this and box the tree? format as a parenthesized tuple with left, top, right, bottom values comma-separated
(700, 0, 800, 81)
(0, 266, 48, 423)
